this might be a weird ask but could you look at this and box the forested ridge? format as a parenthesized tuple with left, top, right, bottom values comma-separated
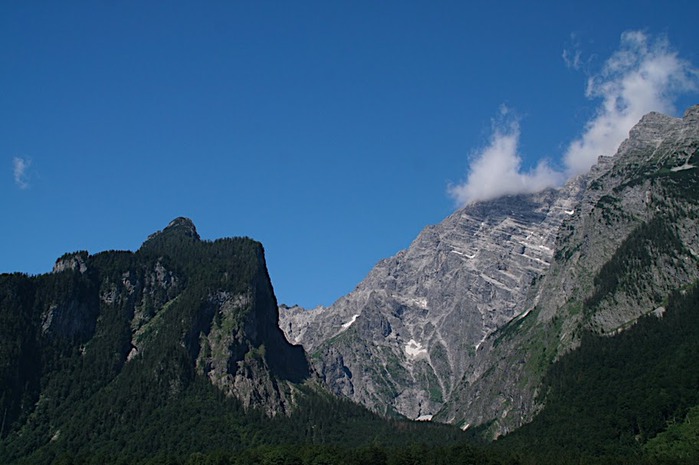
(1, 217, 698, 464)
(0, 221, 492, 464)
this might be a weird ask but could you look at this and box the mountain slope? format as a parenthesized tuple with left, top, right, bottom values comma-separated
(280, 178, 586, 419)
(0, 218, 313, 462)
(495, 282, 699, 464)
(280, 105, 699, 432)
(438, 105, 699, 435)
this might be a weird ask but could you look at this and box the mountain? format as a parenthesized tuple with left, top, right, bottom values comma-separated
(280, 182, 585, 419)
(0, 218, 313, 461)
(280, 105, 699, 434)
(0, 218, 479, 465)
(2, 105, 698, 464)
(439, 105, 699, 435)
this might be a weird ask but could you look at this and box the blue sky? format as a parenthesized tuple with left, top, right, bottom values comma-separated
(2, 1, 698, 308)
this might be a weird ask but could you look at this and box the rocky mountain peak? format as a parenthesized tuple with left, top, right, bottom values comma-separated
(280, 177, 586, 419)
(281, 105, 699, 430)
(683, 103, 699, 122)
(1, 217, 312, 443)
(162, 217, 200, 240)
(141, 217, 201, 252)
(437, 104, 699, 435)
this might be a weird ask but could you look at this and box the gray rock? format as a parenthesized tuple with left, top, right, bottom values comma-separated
(280, 105, 699, 433)
(280, 178, 586, 419)
(438, 105, 699, 436)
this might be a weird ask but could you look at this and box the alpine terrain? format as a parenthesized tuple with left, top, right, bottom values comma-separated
(1, 106, 698, 464)
(280, 105, 699, 435)
(0, 217, 479, 465)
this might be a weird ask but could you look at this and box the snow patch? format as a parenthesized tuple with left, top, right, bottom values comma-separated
(521, 254, 550, 266)
(496, 269, 519, 281)
(671, 163, 695, 172)
(653, 306, 666, 318)
(451, 250, 476, 259)
(399, 296, 428, 309)
(405, 339, 427, 358)
(515, 307, 533, 321)
(564, 209, 575, 215)
(479, 273, 510, 291)
(521, 242, 553, 254)
(341, 314, 360, 329)
(415, 414, 433, 421)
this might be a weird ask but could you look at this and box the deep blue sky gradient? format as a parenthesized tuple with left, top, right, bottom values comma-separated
(2, 1, 698, 307)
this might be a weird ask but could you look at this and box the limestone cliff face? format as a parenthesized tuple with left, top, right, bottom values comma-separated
(134, 218, 309, 415)
(280, 181, 586, 419)
(437, 105, 699, 435)
(192, 250, 309, 416)
(280, 106, 699, 432)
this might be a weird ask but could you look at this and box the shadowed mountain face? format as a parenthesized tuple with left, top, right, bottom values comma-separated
(280, 106, 699, 432)
(0, 217, 309, 445)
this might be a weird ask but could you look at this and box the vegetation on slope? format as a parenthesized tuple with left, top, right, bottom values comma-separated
(3, 213, 699, 464)
(497, 282, 699, 464)
(0, 222, 499, 465)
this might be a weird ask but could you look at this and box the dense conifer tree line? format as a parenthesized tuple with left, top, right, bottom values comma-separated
(497, 283, 699, 464)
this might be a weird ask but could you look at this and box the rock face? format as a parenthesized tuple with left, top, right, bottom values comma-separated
(280, 105, 699, 430)
(138, 218, 310, 415)
(438, 105, 699, 436)
(280, 180, 585, 419)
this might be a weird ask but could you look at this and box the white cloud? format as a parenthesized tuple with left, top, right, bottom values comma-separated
(564, 31, 698, 175)
(448, 116, 563, 205)
(450, 31, 698, 207)
(13, 157, 31, 189)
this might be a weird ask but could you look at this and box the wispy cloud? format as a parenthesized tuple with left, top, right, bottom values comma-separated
(562, 33, 583, 71)
(450, 31, 698, 207)
(562, 48, 582, 71)
(13, 157, 31, 189)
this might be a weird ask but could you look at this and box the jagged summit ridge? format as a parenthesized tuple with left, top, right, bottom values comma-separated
(438, 104, 699, 435)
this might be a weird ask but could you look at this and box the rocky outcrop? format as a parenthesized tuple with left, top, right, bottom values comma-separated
(53, 251, 89, 274)
(194, 257, 309, 416)
(137, 219, 309, 415)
